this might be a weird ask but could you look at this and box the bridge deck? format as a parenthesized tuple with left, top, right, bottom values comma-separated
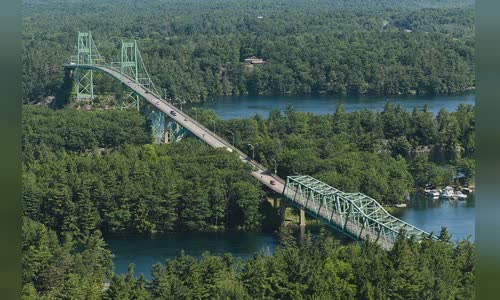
(65, 64, 287, 194)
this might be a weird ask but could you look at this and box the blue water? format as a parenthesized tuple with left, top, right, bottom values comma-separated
(107, 231, 278, 277)
(395, 193, 475, 243)
(192, 92, 475, 119)
(107, 193, 474, 277)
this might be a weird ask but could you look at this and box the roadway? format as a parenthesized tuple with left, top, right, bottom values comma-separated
(65, 64, 287, 195)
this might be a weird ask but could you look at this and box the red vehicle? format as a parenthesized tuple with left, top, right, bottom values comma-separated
(270, 180, 276, 186)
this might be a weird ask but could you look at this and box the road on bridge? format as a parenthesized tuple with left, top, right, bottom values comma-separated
(66, 64, 287, 196)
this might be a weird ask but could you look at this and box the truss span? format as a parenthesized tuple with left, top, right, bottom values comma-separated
(284, 175, 433, 249)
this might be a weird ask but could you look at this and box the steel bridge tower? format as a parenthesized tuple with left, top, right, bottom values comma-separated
(69, 32, 189, 144)
(118, 40, 182, 143)
(73, 32, 104, 100)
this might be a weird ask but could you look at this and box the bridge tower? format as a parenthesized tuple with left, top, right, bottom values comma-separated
(118, 40, 187, 143)
(120, 41, 140, 110)
(69, 33, 187, 144)
(75, 32, 94, 100)
(71, 32, 105, 100)
(119, 40, 158, 110)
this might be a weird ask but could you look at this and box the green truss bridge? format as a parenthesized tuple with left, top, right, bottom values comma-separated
(64, 32, 435, 249)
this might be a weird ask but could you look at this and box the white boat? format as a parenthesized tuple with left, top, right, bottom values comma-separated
(424, 188, 440, 197)
(440, 186, 457, 200)
(454, 190, 468, 200)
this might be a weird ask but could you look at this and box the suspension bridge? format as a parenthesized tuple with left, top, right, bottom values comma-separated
(64, 32, 435, 249)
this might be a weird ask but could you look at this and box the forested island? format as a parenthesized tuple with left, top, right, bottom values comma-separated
(22, 105, 475, 298)
(23, 0, 474, 104)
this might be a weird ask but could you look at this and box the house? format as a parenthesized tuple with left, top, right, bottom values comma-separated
(244, 56, 266, 64)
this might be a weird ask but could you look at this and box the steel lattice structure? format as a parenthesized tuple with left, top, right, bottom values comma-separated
(283, 175, 434, 249)
(71, 32, 105, 100)
(69, 31, 183, 143)
(119, 40, 160, 110)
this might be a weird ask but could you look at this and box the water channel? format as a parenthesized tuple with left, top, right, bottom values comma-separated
(191, 92, 475, 119)
(108, 92, 475, 277)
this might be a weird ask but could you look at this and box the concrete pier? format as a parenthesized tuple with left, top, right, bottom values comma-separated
(299, 208, 306, 226)
(280, 201, 287, 226)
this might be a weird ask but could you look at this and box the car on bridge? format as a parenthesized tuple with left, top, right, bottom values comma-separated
(270, 180, 276, 186)
(170, 110, 177, 116)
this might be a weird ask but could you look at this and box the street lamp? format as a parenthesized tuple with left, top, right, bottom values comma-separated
(248, 143, 255, 160)
(271, 158, 277, 174)
(225, 130, 235, 146)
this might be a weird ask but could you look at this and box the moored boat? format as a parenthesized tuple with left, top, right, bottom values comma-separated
(454, 190, 468, 200)
(440, 186, 457, 200)
(424, 188, 440, 198)
(440, 186, 468, 200)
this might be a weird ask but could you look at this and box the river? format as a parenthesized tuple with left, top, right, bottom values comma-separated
(108, 93, 475, 277)
(108, 194, 475, 277)
(190, 92, 475, 119)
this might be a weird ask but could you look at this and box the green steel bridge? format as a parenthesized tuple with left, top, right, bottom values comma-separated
(65, 32, 435, 249)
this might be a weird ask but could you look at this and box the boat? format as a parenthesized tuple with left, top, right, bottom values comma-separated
(440, 186, 457, 200)
(454, 190, 468, 200)
(424, 188, 440, 198)
(440, 186, 468, 200)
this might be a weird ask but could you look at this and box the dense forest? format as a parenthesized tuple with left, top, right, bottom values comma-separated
(23, 106, 272, 237)
(198, 103, 475, 200)
(22, 0, 474, 103)
(22, 104, 476, 240)
(21, 104, 475, 298)
(23, 218, 474, 299)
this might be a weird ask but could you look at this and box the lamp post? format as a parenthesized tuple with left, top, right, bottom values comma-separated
(248, 143, 255, 160)
(226, 130, 235, 146)
(271, 158, 277, 174)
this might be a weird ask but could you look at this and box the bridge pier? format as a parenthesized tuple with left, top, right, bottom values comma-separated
(279, 200, 287, 226)
(299, 208, 306, 240)
(299, 208, 306, 227)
